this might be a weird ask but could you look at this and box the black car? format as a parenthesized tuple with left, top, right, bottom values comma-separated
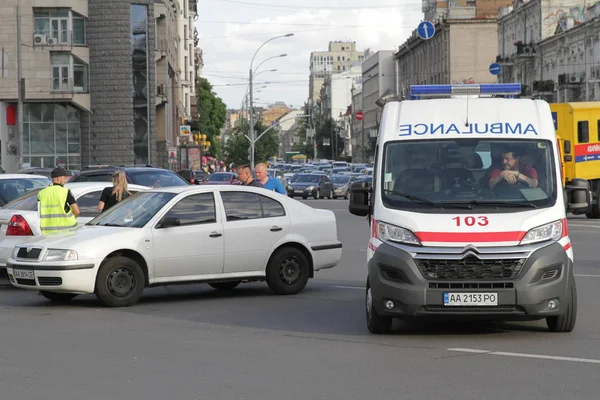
(177, 169, 209, 184)
(68, 165, 189, 187)
(288, 173, 333, 199)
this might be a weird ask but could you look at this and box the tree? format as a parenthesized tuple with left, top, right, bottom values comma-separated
(195, 77, 227, 159)
(223, 121, 279, 166)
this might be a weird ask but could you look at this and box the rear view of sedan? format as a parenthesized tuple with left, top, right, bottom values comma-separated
(7, 185, 342, 307)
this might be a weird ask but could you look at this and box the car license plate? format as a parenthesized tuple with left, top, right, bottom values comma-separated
(13, 269, 34, 280)
(295, 190, 304, 193)
(443, 292, 497, 306)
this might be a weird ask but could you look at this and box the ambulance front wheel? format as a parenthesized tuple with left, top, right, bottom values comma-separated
(366, 279, 392, 334)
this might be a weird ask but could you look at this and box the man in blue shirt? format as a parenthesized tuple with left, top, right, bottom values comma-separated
(255, 163, 286, 194)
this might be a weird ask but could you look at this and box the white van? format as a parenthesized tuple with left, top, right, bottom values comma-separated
(349, 84, 592, 334)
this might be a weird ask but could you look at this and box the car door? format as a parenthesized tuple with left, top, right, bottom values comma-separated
(219, 191, 290, 274)
(152, 192, 224, 279)
(74, 190, 104, 223)
(320, 176, 332, 196)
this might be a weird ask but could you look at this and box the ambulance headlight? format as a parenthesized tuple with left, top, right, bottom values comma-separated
(520, 220, 562, 245)
(377, 221, 421, 246)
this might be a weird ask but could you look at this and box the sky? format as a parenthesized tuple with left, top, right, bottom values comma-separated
(195, 0, 424, 109)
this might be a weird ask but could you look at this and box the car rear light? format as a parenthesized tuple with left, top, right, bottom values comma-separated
(190, 177, 196, 184)
(7, 215, 33, 236)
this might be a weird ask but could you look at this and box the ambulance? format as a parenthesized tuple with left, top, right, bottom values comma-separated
(349, 83, 591, 334)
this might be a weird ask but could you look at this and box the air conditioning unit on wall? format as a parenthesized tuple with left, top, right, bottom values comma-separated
(46, 37, 57, 45)
(569, 73, 582, 83)
(33, 34, 47, 45)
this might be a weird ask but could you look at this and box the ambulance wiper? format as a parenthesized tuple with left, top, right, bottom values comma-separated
(384, 190, 471, 209)
(441, 200, 537, 209)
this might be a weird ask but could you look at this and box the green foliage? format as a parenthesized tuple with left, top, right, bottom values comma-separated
(195, 77, 227, 159)
(224, 121, 279, 166)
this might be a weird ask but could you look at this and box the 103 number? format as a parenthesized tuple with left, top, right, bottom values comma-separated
(452, 216, 489, 226)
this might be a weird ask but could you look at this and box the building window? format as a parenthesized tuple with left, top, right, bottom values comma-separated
(131, 4, 150, 165)
(51, 53, 88, 92)
(34, 9, 85, 45)
(22, 103, 81, 170)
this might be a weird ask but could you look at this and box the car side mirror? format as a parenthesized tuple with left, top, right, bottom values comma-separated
(349, 180, 371, 217)
(566, 178, 592, 215)
(158, 216, 181, 229)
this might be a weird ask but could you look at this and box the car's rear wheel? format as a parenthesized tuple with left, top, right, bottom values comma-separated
(546, 279, 577, 332)
(95, 256, 145, 307)
(266, 247, 310, 295)
(366, 279, 392, 334)
(209, 281, 241, 291)
(40, 291, 78, 303)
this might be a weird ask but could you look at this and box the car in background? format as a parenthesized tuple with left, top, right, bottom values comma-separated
(19, 168, 73, 179)
(177, 169, 209, 184)
(201, 172, 241, 185)
(7, 185, 342, 307)
(0, 182, 149, 270)
(268, 168, 287, 189)
(68, 166, 189, 187)
(330, 174, 356, 199)
(0, 174, 50, 206)
(287, 173, 333, 199)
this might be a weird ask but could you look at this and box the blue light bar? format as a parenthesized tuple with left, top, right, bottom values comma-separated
(410, 83, 522, 99)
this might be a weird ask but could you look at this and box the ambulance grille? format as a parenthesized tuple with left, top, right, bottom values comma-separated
(416, 257, 525, 280)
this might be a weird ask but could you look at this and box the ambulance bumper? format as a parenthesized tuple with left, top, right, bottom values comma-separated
(368, 241, 572, 320)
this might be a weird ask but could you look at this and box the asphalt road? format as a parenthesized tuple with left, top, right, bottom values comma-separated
(1, 200, 600, 400)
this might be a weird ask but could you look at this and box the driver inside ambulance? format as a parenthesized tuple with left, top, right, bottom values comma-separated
(489, 148, 538, 189)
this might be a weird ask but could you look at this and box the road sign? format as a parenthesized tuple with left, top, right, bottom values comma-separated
(489, 63, 502, 76)
(180, 125, 191, 136)
(417, 21, 435, 40)
(355, 111, 364, 121)
(168, 147, 177, 164)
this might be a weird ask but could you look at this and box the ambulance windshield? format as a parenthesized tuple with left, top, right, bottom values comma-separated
(381, 139, 557, 211)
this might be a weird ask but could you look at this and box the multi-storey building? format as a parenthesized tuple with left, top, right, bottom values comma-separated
(308, 41, 367, 105)
(0, 0, 198, 172)
(320, 63, 362, 121)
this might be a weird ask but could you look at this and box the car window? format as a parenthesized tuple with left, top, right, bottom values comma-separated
(88, 192, 176, 228)
(221, 192, 262, 221)
(128, 170, 189, 187)
(76, 190, 103, 218)
(0, 178, 50, 205)
(260, 195, 285, 218)
(2, 188, 44, 211)
(71, 173, 113, 182)
(159, 193, 216, 227)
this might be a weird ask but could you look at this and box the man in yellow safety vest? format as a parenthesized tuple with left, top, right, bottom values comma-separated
(37, 167, 80, 235)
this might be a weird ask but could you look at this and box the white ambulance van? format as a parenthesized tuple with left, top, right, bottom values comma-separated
(349, 83, 592, 334)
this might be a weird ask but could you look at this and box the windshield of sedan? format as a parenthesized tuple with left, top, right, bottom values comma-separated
(87, 192, 176, 228)
(291, 174, 319, 183)
(128, 170, 189, 187)
(381, 139, 557, 212)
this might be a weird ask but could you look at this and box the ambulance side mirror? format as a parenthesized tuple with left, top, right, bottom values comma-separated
(563, 140, 572, 162)
(566, 178, 592, 215)
(349, 180, 371, 217)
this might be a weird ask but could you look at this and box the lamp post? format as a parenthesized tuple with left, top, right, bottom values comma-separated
(249, 33, 293, 169)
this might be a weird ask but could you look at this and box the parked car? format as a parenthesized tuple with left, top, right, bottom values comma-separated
(68, 166, 189, 187)
(6, 185, 342, 307)
(177, 169, 209, 184)
(201, 172, 241, 185)
(19, 168, 73, 179)
(287, 173, 333, 199)
(0, 182, 149, 270)
(0, 174, 50, 206)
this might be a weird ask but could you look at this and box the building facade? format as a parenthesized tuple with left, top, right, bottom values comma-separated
(261, 102, 291, 127)
(395, 18, 500, 99)
(320, 63, 362, 121)
(308, 41, 367, 104)
(0, 0, 198, 173)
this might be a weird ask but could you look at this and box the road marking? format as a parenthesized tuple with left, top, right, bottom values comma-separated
(448, 348, 600, 365)
(575, 274, 600, 278)
(331, 285, 364, 290)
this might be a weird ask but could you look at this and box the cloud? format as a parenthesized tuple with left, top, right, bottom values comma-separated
(196, 1, 423, 109)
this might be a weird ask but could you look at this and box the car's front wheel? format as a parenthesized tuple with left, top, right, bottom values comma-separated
(266, 247, 310, 295)
(546, 279, 577, 332)
(95, 256, 145, 307)
(40, 291, 78, 303)
(366, 279, 392, 334)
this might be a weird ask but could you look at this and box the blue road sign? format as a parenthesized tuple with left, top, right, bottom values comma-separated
(417, 21, 435, 40)
(489, 63, 502, 75)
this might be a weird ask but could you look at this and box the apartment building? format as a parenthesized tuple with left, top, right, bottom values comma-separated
(308, 41, 367, 105)
(423, 0, 512, 20)
(320, 63, 362, 121)
(0, 0, 198, 172)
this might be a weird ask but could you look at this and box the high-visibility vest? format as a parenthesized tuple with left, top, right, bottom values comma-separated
(37, 185, 77, 235)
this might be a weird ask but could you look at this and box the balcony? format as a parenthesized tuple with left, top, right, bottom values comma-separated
(52, 77, 87, 93)
(515, 42, 536, 57)
(33, 30, 84, 47)
(558, 72, 585, 87)
(532, 80, 555, 94)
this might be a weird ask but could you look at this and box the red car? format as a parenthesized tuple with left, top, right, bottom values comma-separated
(201, 172, 241, 185)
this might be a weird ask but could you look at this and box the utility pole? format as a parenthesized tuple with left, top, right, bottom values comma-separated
(248, 68, 255, 168)
(361, 117, 365, 163)
(17, 3, 24, 171)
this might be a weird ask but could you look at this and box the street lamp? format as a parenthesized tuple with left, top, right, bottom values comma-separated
(249, 34, 293, 169)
